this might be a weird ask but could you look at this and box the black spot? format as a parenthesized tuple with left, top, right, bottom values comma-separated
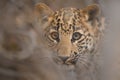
(74, 52, 77, 55)
(78, 38, 85, 43)
(57, 19, 60, 22)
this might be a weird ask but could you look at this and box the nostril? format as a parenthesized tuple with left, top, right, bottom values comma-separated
(74, 52, 77, 55)
(59, 56, 69, 62)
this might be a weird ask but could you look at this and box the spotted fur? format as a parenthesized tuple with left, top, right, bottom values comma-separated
(34, 3, 105, 66)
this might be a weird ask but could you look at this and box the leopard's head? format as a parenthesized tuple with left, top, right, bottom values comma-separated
(34, 3, 104, 65)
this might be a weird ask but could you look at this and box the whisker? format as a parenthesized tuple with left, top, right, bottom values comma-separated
(77, 57, 91, 70)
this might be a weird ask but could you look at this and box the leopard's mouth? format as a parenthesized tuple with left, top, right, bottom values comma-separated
(65, 58, 78, 65)
(54, 55, 79, 65)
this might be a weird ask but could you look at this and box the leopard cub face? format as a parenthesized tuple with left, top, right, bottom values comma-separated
(34, 3, 104, 65)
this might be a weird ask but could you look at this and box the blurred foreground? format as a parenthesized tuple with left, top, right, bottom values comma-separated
(0, 0, 120, 80)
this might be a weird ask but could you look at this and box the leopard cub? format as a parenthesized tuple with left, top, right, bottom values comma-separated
(34, 3, 105, 80)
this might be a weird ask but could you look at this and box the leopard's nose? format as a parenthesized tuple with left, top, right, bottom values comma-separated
(59, 56, 69, 63)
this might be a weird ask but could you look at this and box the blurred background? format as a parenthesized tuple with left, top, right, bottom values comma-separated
(0, 0, 120, 80)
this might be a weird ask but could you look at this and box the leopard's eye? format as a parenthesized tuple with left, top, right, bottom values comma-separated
(72, 32, 82, 40)
(50, 32, 59, 40)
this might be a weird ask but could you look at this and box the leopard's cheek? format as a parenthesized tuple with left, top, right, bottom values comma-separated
(86, 38, 94, 51)
(76, 37, 94, 54)
(76, 43, 86, 54)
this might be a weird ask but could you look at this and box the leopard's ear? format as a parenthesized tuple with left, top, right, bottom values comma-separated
(81, 4, 100, 21)
(34, 3, 53, 20)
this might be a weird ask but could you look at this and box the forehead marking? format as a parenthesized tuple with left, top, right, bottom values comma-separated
(52, 8, 86, 33)
(57, 8, 76, 31)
